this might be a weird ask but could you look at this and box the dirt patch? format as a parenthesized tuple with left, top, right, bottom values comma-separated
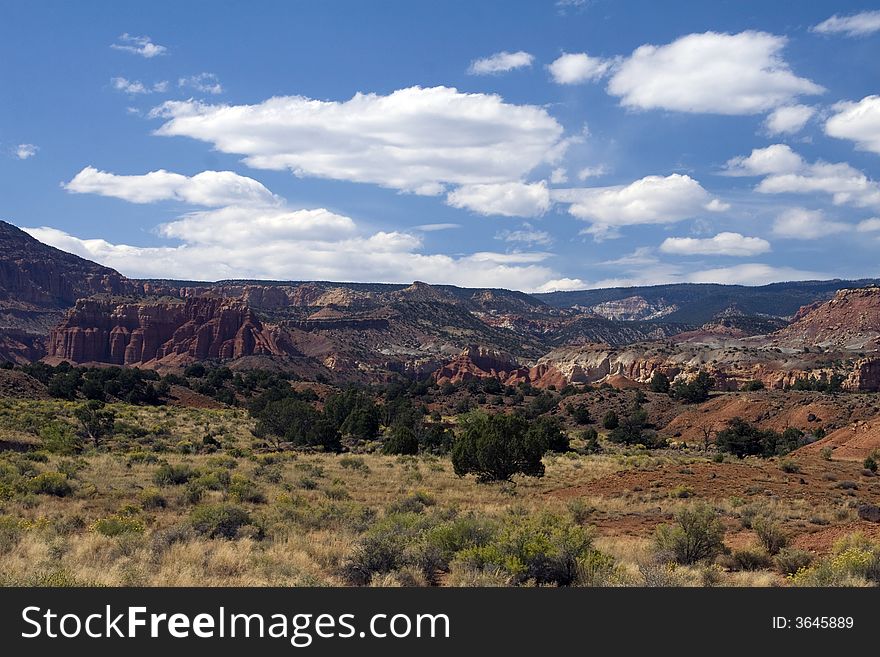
(165, 384, 226, 409)
(548, 456, 880, 507)
(791, 522, 880, 554)
(0, 369, 48, 400)
(800, 418, 880, 461)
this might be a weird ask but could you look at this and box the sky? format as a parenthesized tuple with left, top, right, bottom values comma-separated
(2, 0, 880, 292)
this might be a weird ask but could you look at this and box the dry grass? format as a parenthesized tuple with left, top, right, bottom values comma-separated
(0, 398, 875, 587)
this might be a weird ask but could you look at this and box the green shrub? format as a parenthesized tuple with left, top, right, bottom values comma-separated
(451, 412, 546, 482)
(453, 512, 596, 586)
(779, 459, 800, 474)
(602, 411, 619, 430)
(38, 422, 82, 455)
(139, 488, 167, 510)
(669, 371, 713, 404)
(654, 503, 726, 565)
(27, 472, 72, 497)
(324, 484, 351, 501)
(189, 503, 252, 539)
(730, 548, 772, 571)
(228, 475, 265, 503)
(153, 462, 196, 486)
(820, 446, 833, 461)
(649, 371, 670, 393)
(579, 427, 601, 454)
(753, 516, 788, 555)
(339, 456, 370, 472)
(774, 548, 813, 575)
(789, 534, 880, 586)
(864, 455, 878, 473)
(91, 514, 145, 537)
(342, 512, 433, 585)
(715, 418, 804, 458)
(387, 491, 436, 515)
(382, 424, 419, 455)
(0, 516, 23, 554)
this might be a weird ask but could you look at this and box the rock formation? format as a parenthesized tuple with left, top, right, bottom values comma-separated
(47, 297, 292, 366)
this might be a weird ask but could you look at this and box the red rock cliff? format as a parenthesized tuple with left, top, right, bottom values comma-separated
(46, 297, 291, 365)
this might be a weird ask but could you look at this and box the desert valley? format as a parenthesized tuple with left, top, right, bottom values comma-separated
(1, 219, 879, 587)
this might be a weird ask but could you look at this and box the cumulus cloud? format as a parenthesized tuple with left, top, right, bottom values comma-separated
(548, 52, 611, 84)
(772, 208, 850, 239)
(110, 33, 167, 58)
(64, 167, 280, 206)
(825, 95, 880, 154)
(495, 223, 554, 247)
(723, 143, 804, 176)
(50, 166, 569, 291)
(756, 159, 880, 210)
(178, 73, 223, 94)
(15, 144, 38, 160)
(812, 10, 880, 37)
(660, 232, 771, 256)
(112, 77, 168, 95)
(446, 181, 551, 217)
(150, 86, 568, 197)
(607, 31, 823, 114)
(468, 51, 534, 75)
(533, 277, 588, 293)
(553, 173, 726, 238)
(764, 104, 815, 135)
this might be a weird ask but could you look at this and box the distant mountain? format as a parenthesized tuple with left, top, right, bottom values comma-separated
(0, 220, 137, 361)
(4, 218, 880, 383)
(534, 280, 880, 325)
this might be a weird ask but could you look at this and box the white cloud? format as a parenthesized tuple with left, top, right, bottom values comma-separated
(772, 208, 850, 239)
(548, 52, 611, 84)
(158, 206, 357, 246)
(112, 77, 168, 95)
(447, 181, 551, 217)
(687, 263, 825, 285)
(412, 223, 461, 232)
(756, 159, 880, 210)
(50, 166, 570, 291)
(468, 51, 534, 75)
(812, 10, 880, 37)
(178, 73, 223, 94)
(15, 144, 38, 160)
(553, 173, 725, 238)
(764, 104, 815, 135)
(549, 168, 568, 184)
(495, 224, 554, 246)
(577, 165, 609, 180)
(825, 95, 880, 154)
(723, 143, 804, 176)
(660, 232, 771, 256)
(110, 33, 167, 58)
(64, 167, 280, 207)
(150, 86, 567, 196)
(607, 31, 823, 114)
(534, 278, 588, 293)
(856, 218, 880, 233)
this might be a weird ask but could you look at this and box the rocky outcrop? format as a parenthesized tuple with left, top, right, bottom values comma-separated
(0, 222, 135, 308)
(773, 286, 880, 350)
(47, 297, 292, 366)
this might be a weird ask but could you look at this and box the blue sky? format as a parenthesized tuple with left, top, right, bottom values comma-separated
(2, 0, 880, 291)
